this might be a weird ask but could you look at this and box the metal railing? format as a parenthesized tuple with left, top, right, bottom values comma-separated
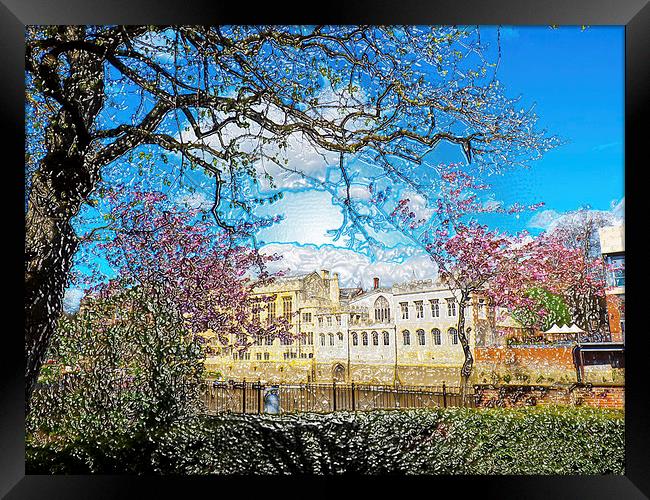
(203, 380, 473, 414)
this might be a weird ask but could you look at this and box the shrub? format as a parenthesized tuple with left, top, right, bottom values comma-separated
(27, 406, 624, 475)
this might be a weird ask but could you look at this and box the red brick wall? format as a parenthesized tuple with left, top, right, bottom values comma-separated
(475, 346, 575, 368)
(474, 384, 624, 410)
(606, 294, 623, 343)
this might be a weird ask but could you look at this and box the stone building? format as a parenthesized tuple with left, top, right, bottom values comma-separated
(204, 270, 493, 386)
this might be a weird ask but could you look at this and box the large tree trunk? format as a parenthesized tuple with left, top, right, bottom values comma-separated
(456, 293, 474, 402)
(25, 26, 104, 413)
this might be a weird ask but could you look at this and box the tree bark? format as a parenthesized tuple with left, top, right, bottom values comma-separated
(25, 26, 104, 413)
(456, 293, 474, 399)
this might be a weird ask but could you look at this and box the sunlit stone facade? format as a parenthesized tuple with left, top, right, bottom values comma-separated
(204, 270, 492, 386)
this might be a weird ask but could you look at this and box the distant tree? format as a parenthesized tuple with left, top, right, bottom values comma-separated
(548, 208, 620, 259)
(25, 25, 557, 411)
(492, 232, 608, 339)
(511, 287, 572, 333)
(544, 208, 620, 335)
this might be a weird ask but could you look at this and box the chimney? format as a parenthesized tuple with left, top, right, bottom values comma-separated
(373, 277, 380, 289)
(330, 272, 340, 303)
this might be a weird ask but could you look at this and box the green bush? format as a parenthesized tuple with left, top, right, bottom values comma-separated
(26, 406, 624, 475)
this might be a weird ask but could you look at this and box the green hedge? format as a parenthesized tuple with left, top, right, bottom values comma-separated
(26, 406, 624, 475)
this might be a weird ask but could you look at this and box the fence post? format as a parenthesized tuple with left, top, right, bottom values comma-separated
(332, 381, 337, 412)
(257, 379, 262, 414)
(442, 381, 447, 408)
(351, 382, 356, 411)
(242, 378, 247, 414)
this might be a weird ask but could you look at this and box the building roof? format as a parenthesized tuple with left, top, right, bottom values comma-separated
(339, 287, 363, 300)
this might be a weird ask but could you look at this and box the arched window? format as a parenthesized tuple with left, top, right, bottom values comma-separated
(417, 329, 426, 346)
(448, 327, 458, 345)
(432, 328, 441, 345)
(362, 331, 369, 346)
(337, 332, 343, 342)
(320, 333, 326, 346)
(403, 330, 411, 346)
(383, 331, 390, 345)
(328, 333, 335, 346)
(352, 332, 359, 346)
(372, 331, 379, 346)
(374, 296, 391, 323)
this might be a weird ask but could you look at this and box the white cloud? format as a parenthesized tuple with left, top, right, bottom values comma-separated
(259, 243, 437, 288)
(527, 209, 560, 229)
(527, 197, 624, 232)
(336, 184, 372, 201)
(178, 87, 378, 193)
(63, 288, 85, 313)
(402, 190, 434, 221)
(175, 190, 212, 210)
(611, 197, 624, 220)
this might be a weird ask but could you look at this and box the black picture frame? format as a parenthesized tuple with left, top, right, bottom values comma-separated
(4, 1, 647, 497)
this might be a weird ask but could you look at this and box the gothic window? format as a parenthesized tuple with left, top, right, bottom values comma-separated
(320, 333, 326, 346)
(430, 299, 440, 318)
(374, 296, 391, 322)
(362, 331, 368, 346)
(448, 327, 458, 345)
(447, 298, 456, 317)
(383, 331, 390, 345)
(417, 329, 426, 346)
(267, 301, 276, 325)
(282, 296, 293, 322)
(415, 301, 424, 319)
(337, 332, 343, 342)
(252, 298, 262, 324)
(432, 328, 441, 345)
(403, 330, 411, 345)
(352, 332, 359, 346)
(328, 333, 335, 346)
(400, 302, 409, 320)
(372, 331, 379, 346)
(280, 336, 293, 346)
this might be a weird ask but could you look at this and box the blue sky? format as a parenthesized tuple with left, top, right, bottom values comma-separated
(64, 26, 625, 310)
(246, 26, 625, 285)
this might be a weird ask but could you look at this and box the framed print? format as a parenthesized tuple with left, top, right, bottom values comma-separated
(4, 0, 648, 497)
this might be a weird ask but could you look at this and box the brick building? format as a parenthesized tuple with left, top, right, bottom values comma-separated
(599, 224, 625, 342)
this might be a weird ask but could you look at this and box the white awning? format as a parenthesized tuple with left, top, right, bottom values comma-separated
(544, 323, 584, 334)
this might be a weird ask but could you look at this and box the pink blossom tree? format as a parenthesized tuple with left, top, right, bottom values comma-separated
(383, 165, 544, 386)
(491, 232, 609, 339)
(427, 222, 518, 386)
(76, 186, 292, 352)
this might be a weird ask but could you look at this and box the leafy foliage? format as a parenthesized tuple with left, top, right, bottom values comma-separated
(512, 287, 572, 331)
(27, 285, 206, 441)
(27, 407, 624, 475)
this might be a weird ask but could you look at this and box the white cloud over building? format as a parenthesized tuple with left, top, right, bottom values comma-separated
(259, 242, 437, 289)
